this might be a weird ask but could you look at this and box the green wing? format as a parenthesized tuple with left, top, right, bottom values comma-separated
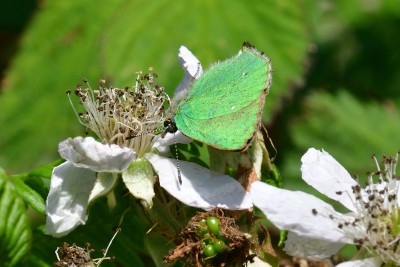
(175, 44, 272, 150)
(176, 95, 265, 150)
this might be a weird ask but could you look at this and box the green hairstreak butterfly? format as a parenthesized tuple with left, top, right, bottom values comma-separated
(170, 42, 272, 151)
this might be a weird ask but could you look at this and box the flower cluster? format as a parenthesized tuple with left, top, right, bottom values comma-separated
(45, 44, 399, 267)
(46, 49, 252, 238)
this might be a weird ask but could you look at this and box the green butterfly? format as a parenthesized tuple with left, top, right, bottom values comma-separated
(171, 42, 272, 151)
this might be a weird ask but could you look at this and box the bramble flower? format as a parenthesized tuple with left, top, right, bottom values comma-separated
(250, 148, 400, 267)
(46, 48, 252, 237)
(46, 72, 170, 237)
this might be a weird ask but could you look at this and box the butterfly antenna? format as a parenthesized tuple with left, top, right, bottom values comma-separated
(162, 120, 182, 184)
(172, 131, 182, 185)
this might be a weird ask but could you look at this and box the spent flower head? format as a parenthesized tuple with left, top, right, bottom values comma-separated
(68, 70, 169, 154)
(46, 68, 172, 237)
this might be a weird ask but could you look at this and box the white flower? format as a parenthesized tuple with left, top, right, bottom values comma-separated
(46, 72, 167, 237)
(46, 50, 252, 237)
(250, 148, 400, 267)
(45, 137, 135, 237)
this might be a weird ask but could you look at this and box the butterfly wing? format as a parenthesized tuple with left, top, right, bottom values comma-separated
(175, 44, 272, 150)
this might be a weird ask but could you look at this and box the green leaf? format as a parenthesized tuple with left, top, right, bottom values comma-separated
(24, 182, 150, 267)
(303, 1, 400, 102)
(9, 159, 63, 214)
(21, 159, 63, 181)
(284, 90, 400, 184)
(0, 0, 310, 172)
(0, 168, 32, 266)
(173, 141, 209, 168)
(11, 178, 45, 214)
(144, 233, 177, 267)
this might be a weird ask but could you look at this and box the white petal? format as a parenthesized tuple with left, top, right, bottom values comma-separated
(301, 148, 357, 212)
(284, 231, 343, 260)
(174, 46, 203, 96)
(336, 257, 382, 267)
(45, 162, 97, 237)
(146, 153, 252, 210)
(122, 158, 156, 209)
(152, 131, 192, 155)
(58, 136, 136, 172)
(250, 181, 353, 243)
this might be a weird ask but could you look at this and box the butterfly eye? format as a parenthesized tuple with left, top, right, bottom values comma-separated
(162, 119, 178, 136)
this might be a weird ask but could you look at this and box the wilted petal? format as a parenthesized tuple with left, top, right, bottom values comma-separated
(58, 136, 136, 172)
(45, 162, 97, 237)
(336, 257, 382, 267)
(122, 157, 156, 209)
(146, 154, 252, 210)
(284, 231, 343, 260)
(301, 148, 357, 212)
(174, 46, 203, 96)
(250, 181, 353, 243)
(152, 131, 192, 155)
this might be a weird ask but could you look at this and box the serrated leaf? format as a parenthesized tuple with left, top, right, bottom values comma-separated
(0, 0, 309, 172)
(25, 182, 149, 267)
(303, 0, 400, 103)
(11, 178, 45, 214)
(8, 159, 63, 212)
(24, 159, 63, 180)
(0, 168, 32, 266)
(285, 90, 400, 182)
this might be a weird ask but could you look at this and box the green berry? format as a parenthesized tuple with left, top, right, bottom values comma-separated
(203, 232, 211, 239)
(198, 227, 208, 236)
(203, 244, 216, 257)
(206, 216, 220, 234)
(212, 239, 225, 253)
(199, 218, 207, 227)
(216, 233, 228, 243)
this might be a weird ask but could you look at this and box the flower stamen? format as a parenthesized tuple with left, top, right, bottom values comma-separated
(67, 69, 170, 155)
(329, 154, 400, 265)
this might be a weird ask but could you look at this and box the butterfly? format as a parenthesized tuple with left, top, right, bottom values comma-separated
(169, 42, 272, 151)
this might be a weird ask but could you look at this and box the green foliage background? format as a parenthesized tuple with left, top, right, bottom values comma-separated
(0, 0, 400, 266)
